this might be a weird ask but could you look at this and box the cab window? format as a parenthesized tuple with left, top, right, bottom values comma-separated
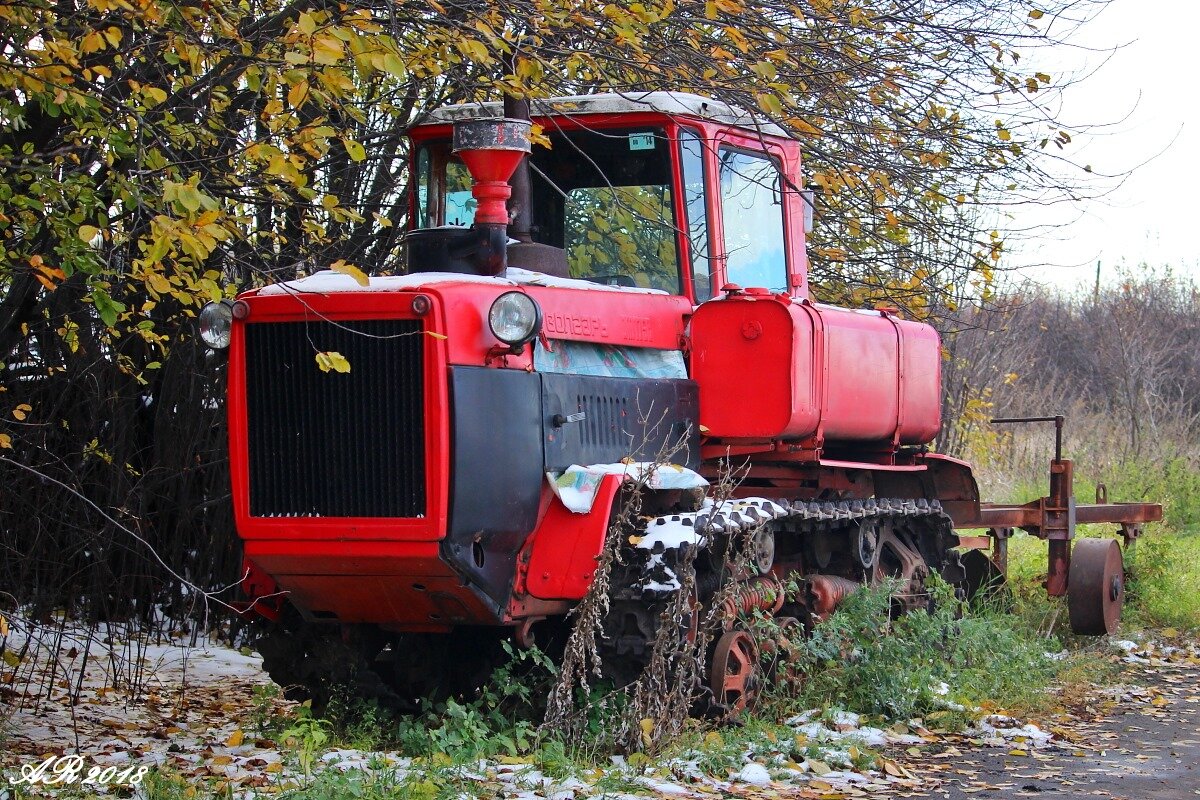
(415, 126, 683, 294)
(718, 149, 786, 291)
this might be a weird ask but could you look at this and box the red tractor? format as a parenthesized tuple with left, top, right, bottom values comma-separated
(201, 93, 1161, 713)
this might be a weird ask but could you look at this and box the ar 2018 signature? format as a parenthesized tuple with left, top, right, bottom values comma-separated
(8, 755, 150, 787)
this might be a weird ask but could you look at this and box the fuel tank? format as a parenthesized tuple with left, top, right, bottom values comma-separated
(689, 289, 941, 450)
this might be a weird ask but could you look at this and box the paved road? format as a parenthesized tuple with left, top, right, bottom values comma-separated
(910, 653, 1200, 799)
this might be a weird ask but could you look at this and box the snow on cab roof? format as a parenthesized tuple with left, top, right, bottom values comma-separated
(421, 91, 789, 138)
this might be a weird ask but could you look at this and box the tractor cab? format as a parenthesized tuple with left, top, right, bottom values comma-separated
(406, 92, 813, 303)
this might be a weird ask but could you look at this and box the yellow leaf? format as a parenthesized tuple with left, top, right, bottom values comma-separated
(78, 224, 100, 243)
(265, 762, 283, 774)
(342, 138, 366, 162)
(0, 433, 8, 449)
(287, 81, 309, 108)
(330, 259, 369, 286)
(1028, 8, 1044, 19)
(0, 613, 8, 635)
(997, 128, 1011, 141)
(211, 755, 233, 766)
(425, 331, 448, 340)
(3, 650, 20, 667)
(458, 38, 490, 62)
(12, 404, 31, 421)
(226, 729, 244, 747)
(147, 273, 171, 295)
(323, 351, 351, 373)
(315, 352, 333, 372)
(639, 717, 654, 747)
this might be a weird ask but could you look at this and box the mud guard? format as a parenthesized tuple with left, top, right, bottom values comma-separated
(521, 475, 625, 600)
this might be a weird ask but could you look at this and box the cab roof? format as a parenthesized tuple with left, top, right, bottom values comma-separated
(420, 91, 789, 138)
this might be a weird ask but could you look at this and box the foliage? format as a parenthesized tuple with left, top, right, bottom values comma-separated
(1006, 526, 1200, 635)
(0, 0, 1114, 616)
(389, 641, 557, 760)
(1123, 530, 1200, 633)
(773, 577, 1054, 721)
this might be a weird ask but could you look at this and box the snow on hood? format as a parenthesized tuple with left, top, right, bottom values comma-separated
(255, 268, 669, 297)
(547, 462, 708, 514)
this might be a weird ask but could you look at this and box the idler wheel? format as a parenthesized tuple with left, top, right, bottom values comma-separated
(709, 629, 760, 715)
(1068, 538, 1124, 635)
(749, 527, 776, 574)
(852, 521, 880, 570)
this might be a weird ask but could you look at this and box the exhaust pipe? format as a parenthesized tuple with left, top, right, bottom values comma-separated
(451, 117, 532, 276)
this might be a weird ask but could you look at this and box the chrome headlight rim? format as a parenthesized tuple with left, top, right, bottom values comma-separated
(487, 291, 542, 347)
(199, 299, 235, 349)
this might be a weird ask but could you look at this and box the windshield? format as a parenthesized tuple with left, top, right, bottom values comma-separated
(416, 126, 682, 293)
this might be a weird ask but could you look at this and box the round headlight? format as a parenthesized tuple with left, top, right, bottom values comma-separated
(488, 291, 542, 347)
(199, 300, 234, 349)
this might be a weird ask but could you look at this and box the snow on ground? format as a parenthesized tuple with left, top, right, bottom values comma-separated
(0, 615, 1121, 798)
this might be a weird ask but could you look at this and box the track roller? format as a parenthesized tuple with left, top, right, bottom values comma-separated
(709, 629, 760, 715)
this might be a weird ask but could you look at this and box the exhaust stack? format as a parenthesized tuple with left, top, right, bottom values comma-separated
(451, 117, 532, 276)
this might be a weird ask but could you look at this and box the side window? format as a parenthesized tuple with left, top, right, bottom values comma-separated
(718, 149, 786, 291)
(416, 147, 432, 227)
(679, 129, 712, 301)
(414, 144, 474, 227)
(444, 160, 474, 226)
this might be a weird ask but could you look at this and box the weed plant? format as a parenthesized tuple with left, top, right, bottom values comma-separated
(766, 578, 1054, 722)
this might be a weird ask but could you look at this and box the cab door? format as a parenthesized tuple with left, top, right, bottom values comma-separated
(706, 130, 809, 298)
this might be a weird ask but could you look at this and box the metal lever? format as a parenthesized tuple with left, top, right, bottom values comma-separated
(552, 411, 587, 428)
(990, 414, 1065, 461)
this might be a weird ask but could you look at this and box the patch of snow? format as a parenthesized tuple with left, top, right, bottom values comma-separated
(735, 763, 772, 785)
(507, 268, 669, 295)
(256, 270, 515, 295)
(254, 266, 673, 298)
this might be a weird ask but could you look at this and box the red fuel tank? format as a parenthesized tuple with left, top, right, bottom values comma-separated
(688, 292, 941, 450)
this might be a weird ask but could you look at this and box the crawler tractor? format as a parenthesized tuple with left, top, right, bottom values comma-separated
(201, 93, 1162, 714)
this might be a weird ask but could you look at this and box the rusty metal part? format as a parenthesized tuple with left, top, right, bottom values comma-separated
(806, 575, 861, 622)
(1068, 538, 1125, 635)
(506, 241, 569, 277)
(871, 520, 931, 610)
(1047, 538, 1070, 597)
(722, 575, 785, 620)
(709, 629, 759, 715)
(960, 549, 1008, 604)
(514, 616, 542, 649)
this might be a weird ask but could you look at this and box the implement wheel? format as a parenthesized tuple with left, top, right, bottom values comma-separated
(1068, 538, 1124, 635)
(709, 629, 759, 715)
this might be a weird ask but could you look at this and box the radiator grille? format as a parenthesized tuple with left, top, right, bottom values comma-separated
(244, 318, 426, 518)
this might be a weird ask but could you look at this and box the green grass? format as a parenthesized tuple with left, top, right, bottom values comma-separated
(1002, 525, 1200, 635)
(763, 578, 1057, 724)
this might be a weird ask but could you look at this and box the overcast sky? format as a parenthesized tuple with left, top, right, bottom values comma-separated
(1003, 0, 1199, 291)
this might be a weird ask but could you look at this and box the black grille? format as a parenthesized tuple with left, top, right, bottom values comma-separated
(576, 393, 630, 449)
(244, 318, 426, 518)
